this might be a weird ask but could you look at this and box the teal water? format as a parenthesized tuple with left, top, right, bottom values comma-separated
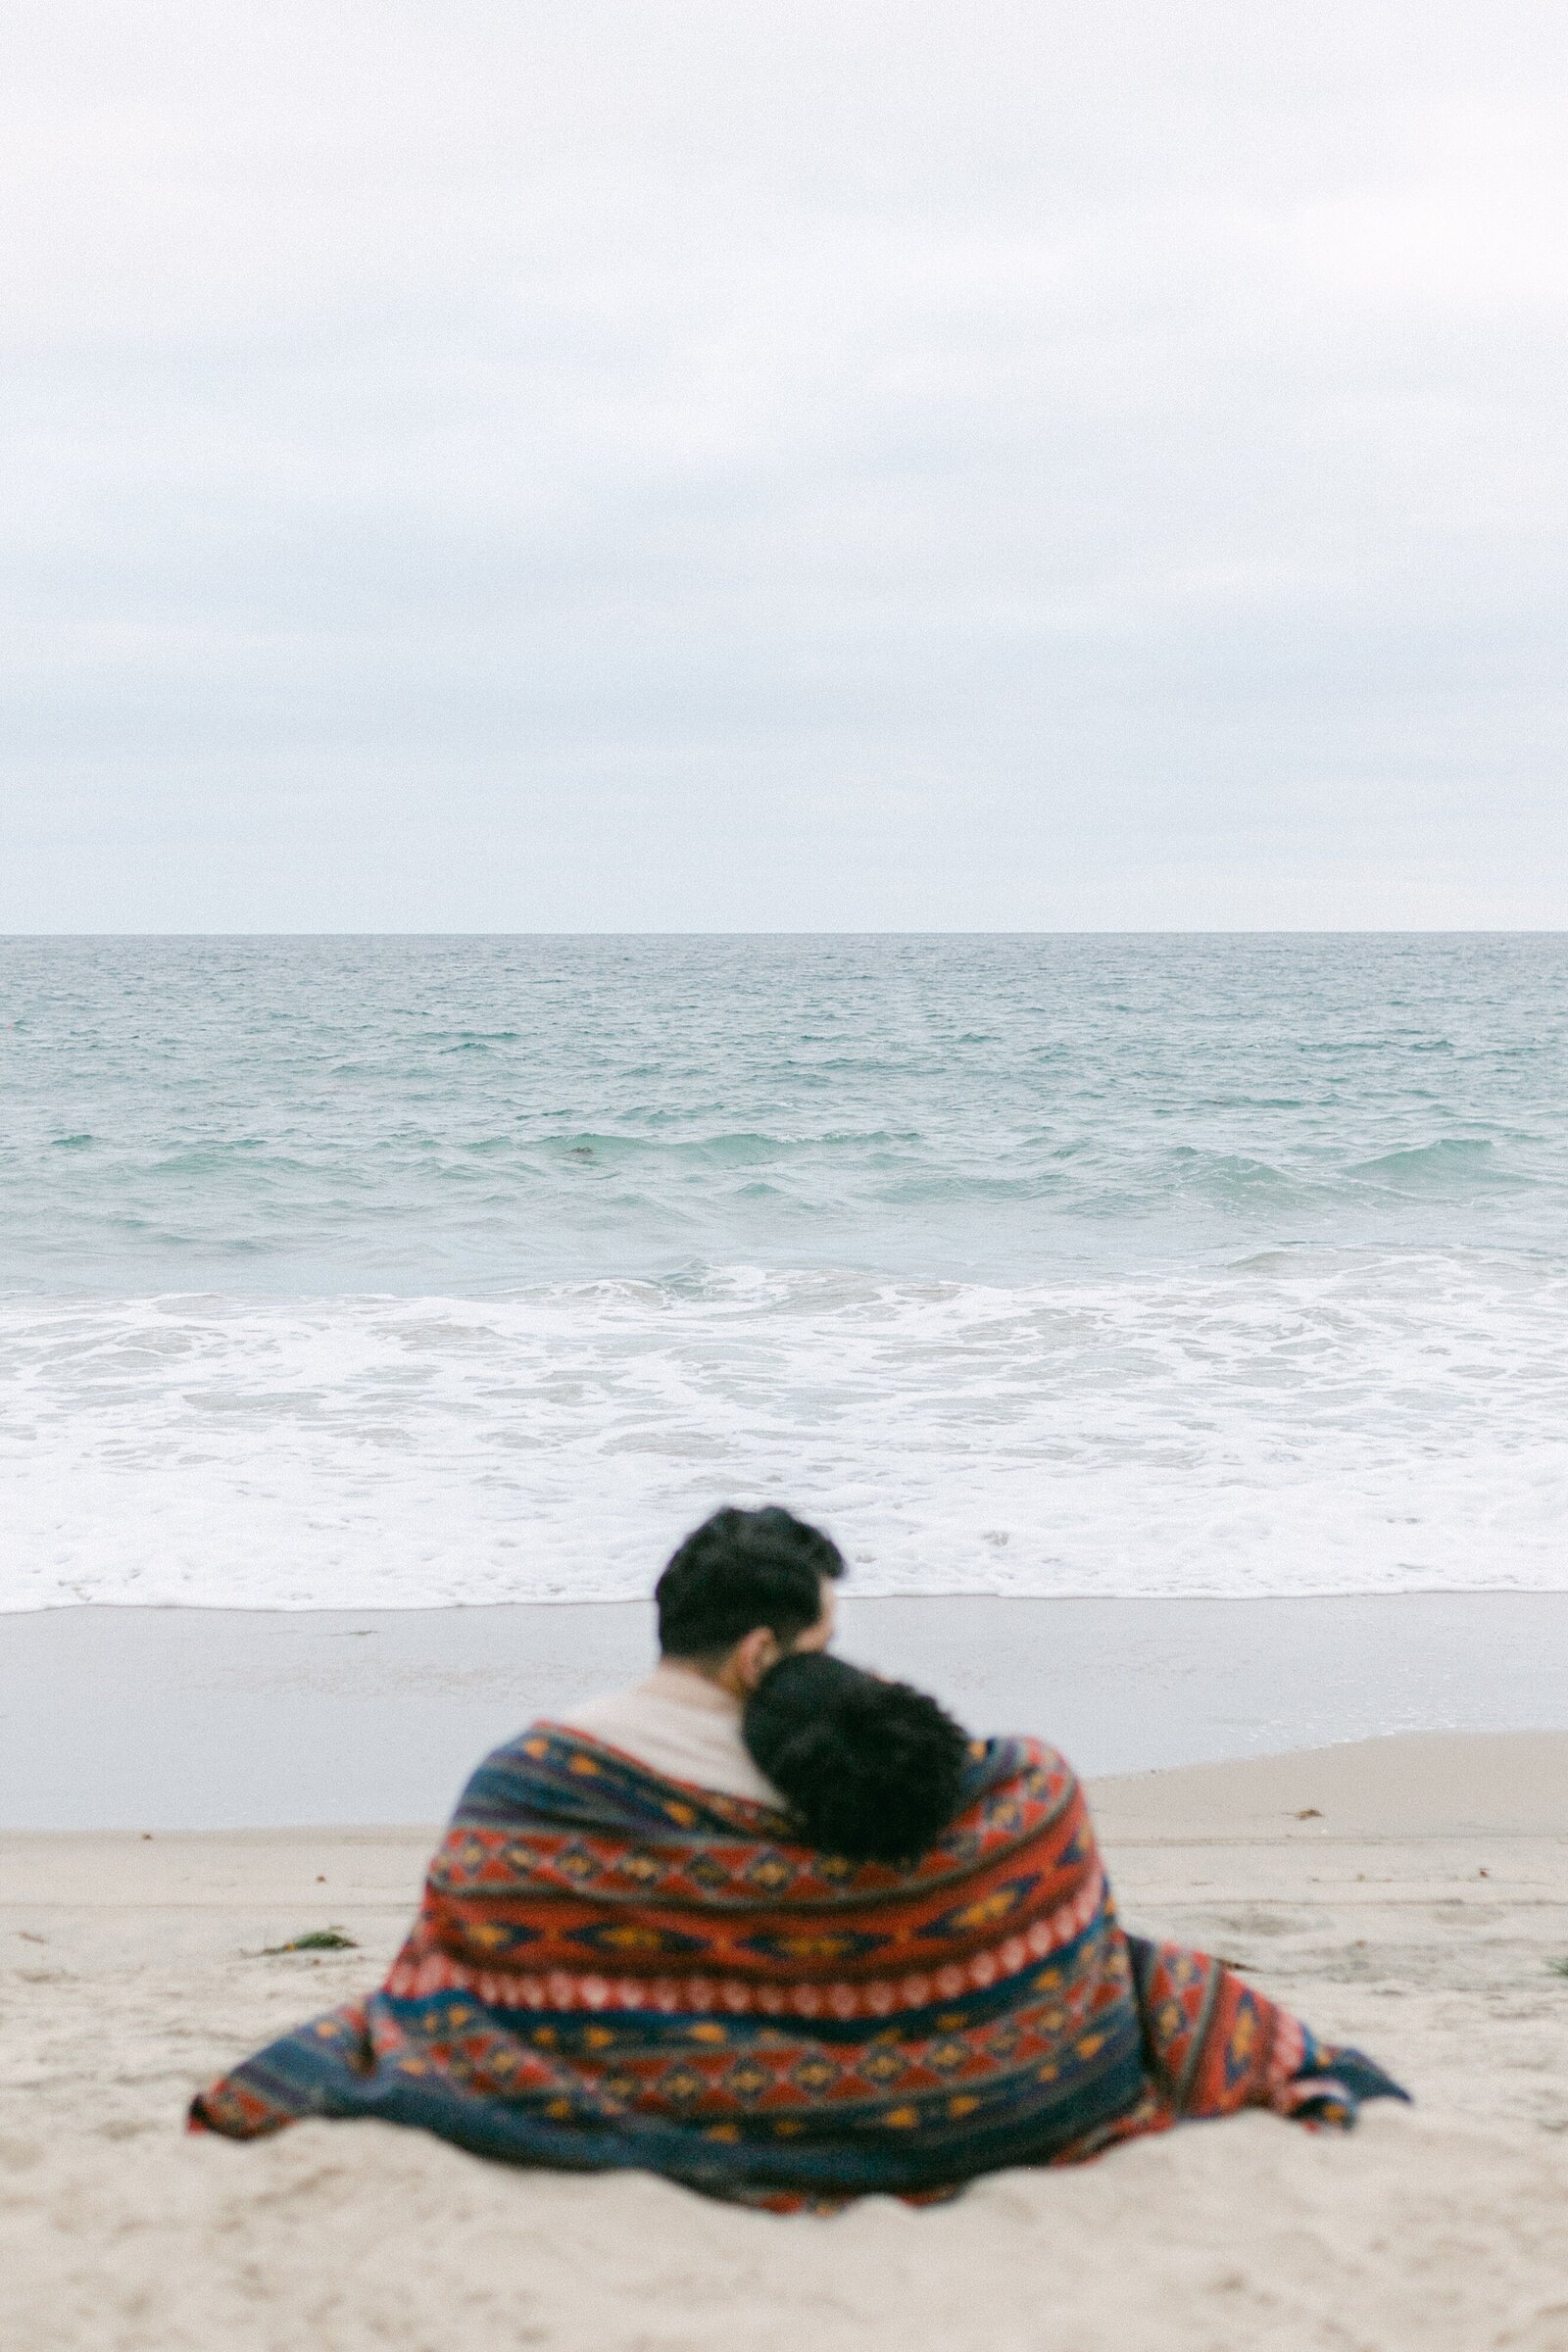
(1, 934, 1564, 1608)
(5, 933, 1566, 1288)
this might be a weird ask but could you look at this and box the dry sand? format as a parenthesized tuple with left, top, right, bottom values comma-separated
(3, 1731, 1566, 2351)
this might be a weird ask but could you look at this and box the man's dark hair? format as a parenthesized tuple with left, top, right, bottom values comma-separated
(655, 1506, 845, 1663)
(742, 1652, 970, 1863)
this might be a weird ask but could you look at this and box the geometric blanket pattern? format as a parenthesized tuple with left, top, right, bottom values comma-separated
(191, 1726, 1405, 2209)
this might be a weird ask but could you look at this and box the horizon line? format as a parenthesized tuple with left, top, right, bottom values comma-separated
(3, 926, 1566, 944)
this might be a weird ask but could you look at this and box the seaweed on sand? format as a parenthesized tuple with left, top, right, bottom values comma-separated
(252, 1928, 359, 1955)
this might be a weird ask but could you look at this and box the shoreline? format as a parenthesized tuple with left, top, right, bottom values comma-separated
(4, 1591, 1567, 1830)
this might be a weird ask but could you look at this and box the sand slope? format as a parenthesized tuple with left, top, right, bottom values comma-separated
(3, 1733, 1566, 2351)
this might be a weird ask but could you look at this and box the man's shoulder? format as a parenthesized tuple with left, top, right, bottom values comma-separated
(558, 1685, 642, 1731)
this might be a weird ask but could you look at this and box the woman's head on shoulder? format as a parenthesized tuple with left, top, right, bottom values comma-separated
(742, 1650, 970, 1864)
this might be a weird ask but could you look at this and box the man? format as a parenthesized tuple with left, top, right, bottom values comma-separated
(192, 1506, 1402, 2208)
(560, 1506, 842, 1803)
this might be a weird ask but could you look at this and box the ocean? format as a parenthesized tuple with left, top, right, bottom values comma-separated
(2, 933, 1564, 1612)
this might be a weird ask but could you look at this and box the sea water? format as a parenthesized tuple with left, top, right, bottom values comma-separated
(1, 933, 1564, 1609)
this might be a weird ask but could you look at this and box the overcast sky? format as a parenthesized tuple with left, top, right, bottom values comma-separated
(3, 2, 1566, 931)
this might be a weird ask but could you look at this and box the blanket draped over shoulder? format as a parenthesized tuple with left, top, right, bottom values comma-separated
(191, 1727, 1405, 2209)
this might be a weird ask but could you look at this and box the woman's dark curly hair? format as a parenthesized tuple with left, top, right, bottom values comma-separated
(742, 1652, 970, 1863)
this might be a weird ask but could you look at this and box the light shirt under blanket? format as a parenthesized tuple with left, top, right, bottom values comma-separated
(560, 1659, 783, 1805)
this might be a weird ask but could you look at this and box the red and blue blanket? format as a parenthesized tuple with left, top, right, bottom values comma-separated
(191, 1726, 1404, 2208)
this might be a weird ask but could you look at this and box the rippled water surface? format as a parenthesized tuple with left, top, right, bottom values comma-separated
(2, 935, 1564, 1605)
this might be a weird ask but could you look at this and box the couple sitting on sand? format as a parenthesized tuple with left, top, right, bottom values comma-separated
(193, 1507, 1404, 2209)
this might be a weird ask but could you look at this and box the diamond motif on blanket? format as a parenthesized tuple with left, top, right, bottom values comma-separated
(553, 1842, 600, 1884)
(614, 1851, 662, 1885)
(719, 2057, 775, 2104)
(923, 1874, 1040, 1940)
(743, 1851, 797, 1892)
(789, 2053, 842, 2096)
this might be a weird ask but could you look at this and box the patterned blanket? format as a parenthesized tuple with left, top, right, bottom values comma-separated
(191, 1725, 1404, 2208)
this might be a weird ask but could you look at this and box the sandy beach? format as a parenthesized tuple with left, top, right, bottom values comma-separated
(5, 1728, 1565, 2351)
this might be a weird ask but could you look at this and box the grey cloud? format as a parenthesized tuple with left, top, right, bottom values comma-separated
(2, 2, 1566, 928)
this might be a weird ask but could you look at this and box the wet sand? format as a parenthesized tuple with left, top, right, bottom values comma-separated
(6, 1591, 1568, 1826)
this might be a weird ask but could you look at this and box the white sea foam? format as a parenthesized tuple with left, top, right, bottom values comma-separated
(5, 939, 1564, 1612)
(4, 1251, 1564, 1610)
